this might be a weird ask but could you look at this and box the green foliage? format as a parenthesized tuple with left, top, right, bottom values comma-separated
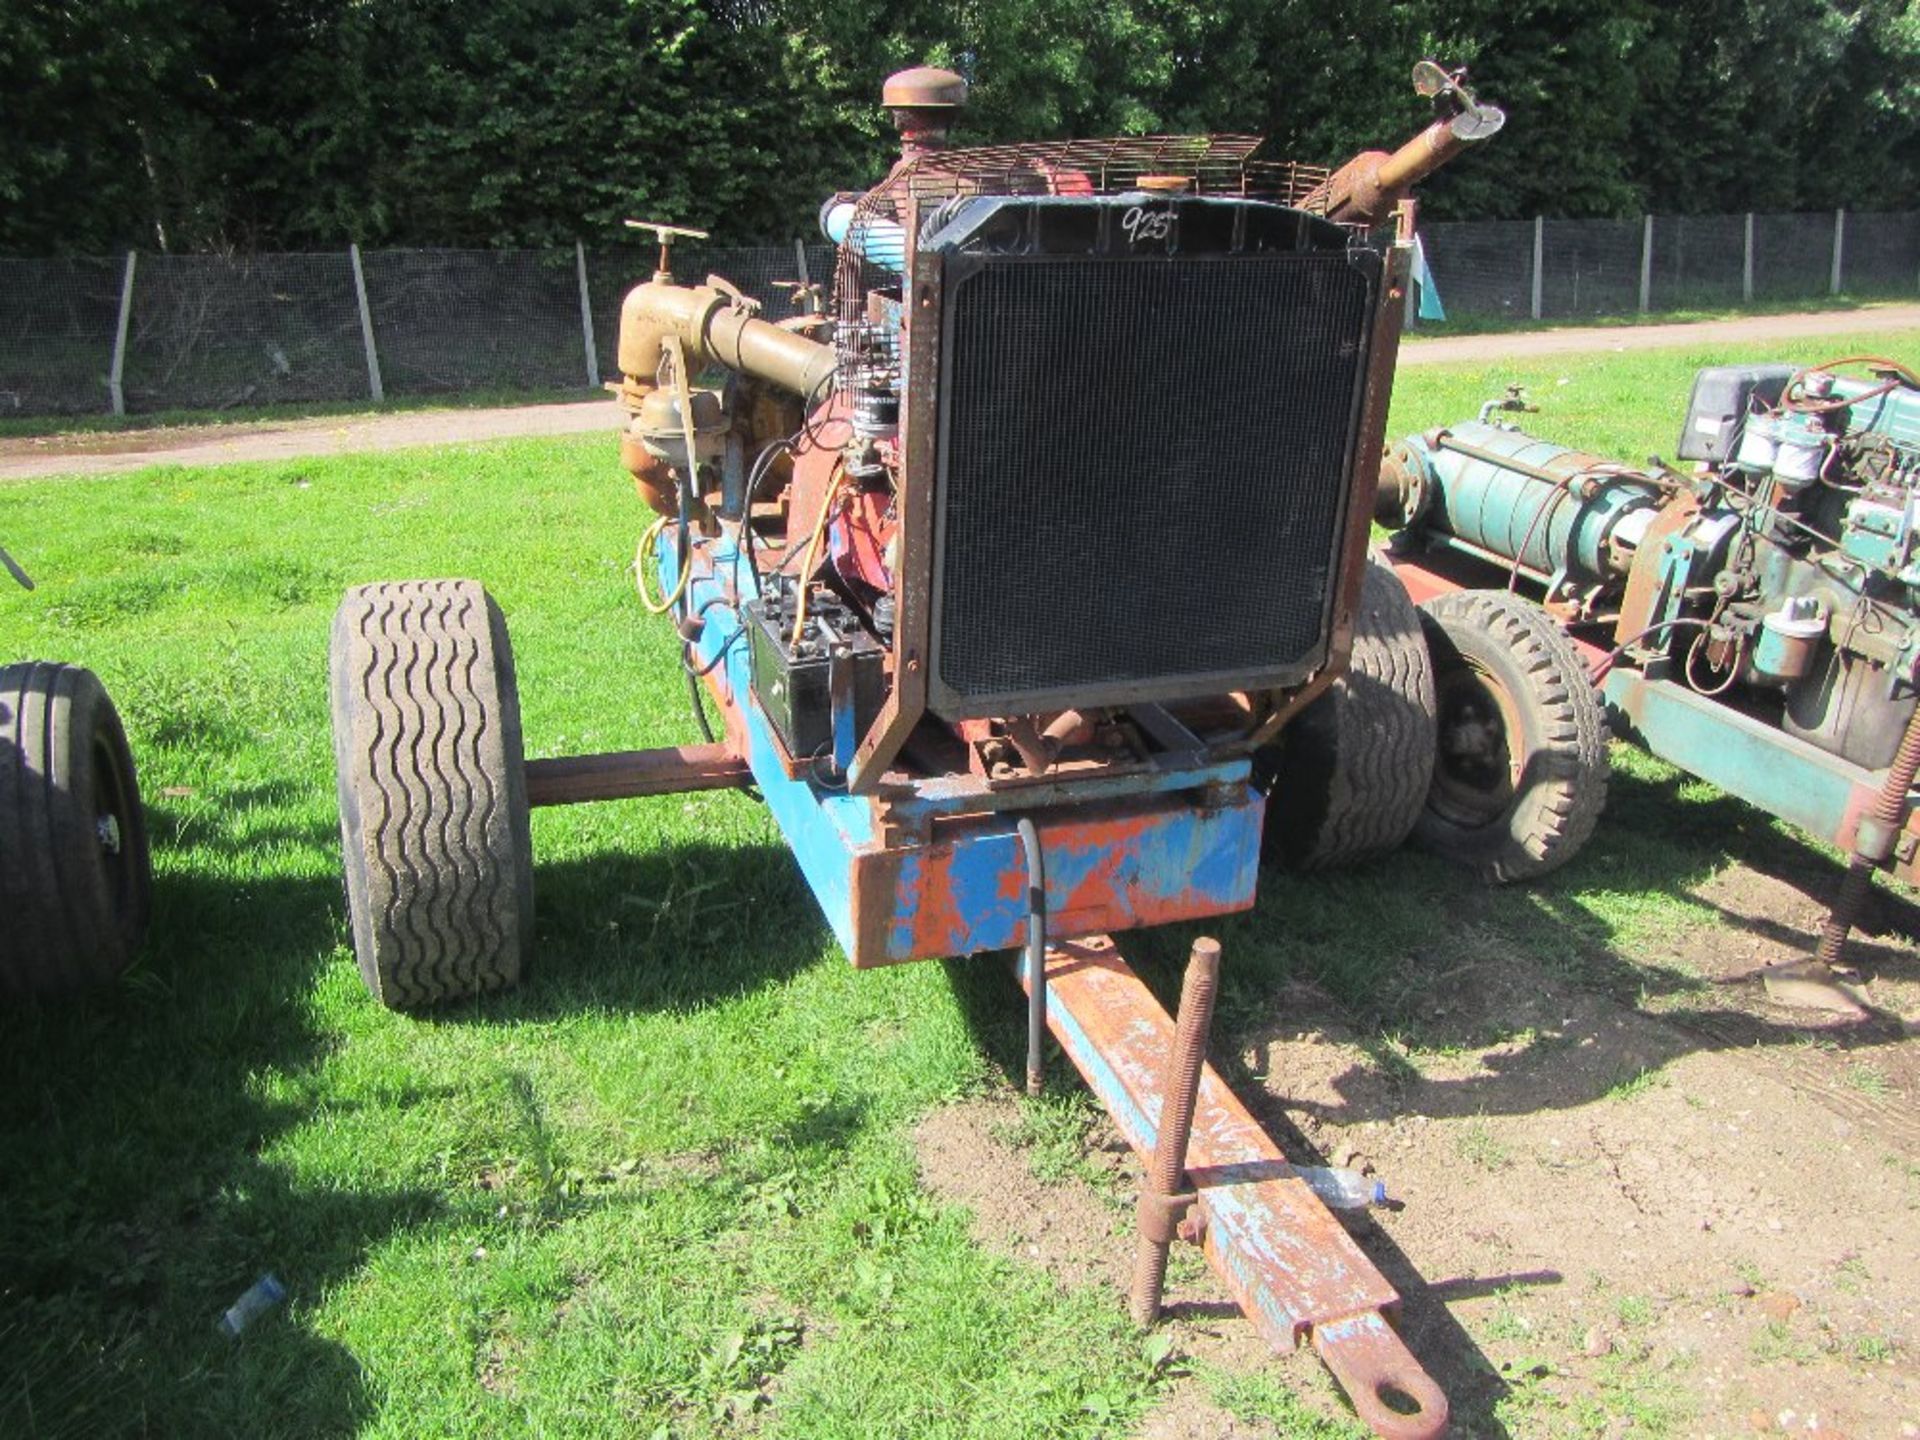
(4, 0, 1917, 256)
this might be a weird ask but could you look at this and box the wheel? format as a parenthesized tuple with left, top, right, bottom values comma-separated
(1261, 560, 1438, 870)
(330, 580, 533, 1007)
(1412, 588, 1609, 882)
(0, 662, 152, 996)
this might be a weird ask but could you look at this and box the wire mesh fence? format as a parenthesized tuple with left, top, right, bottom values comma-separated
(120, 252, 367, 412)
(1, 210, 1914, 418)
(0, 256, 128, 416)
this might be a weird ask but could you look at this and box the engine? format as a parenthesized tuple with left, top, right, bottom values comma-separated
(1380, 356, 1920, 769)
(617, 63, 1503, 790)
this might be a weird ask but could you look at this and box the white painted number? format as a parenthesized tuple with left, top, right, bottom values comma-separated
(1120, 206, 1175, 245)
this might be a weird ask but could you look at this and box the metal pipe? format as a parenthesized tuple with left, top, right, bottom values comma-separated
(616, 278, 836, 514)
(1815, 702, 1920, 968)
(1017, 816, 1047, 1096)
(618, 280, 835, 404)
(1129, 935, 1221, 1327)
(1320, 106, 1501, 227)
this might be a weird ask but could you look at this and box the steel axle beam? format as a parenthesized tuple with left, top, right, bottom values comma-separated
(524, 744, 750, 808)
(1018, 935, 1447, 1440)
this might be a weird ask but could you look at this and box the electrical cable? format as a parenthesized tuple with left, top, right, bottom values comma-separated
(633, 516, 692, 614)
(738, 435, 795, 594)
(1684, 627, 1744, 697)
(1587, 616, 1716, 684)
(789, 463, 849, 648)
(684, 667, 717, 743)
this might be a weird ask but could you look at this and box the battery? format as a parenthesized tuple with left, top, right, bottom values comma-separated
(744, 581, 890, 765)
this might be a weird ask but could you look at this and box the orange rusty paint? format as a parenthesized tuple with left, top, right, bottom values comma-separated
(1023, 936, 1448, 1439)
(847, 798, 1259, 968)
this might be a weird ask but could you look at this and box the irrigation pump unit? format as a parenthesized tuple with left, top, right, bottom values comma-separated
(1381, 357, 1920, 1009)
(327, 62, 1508, 1438)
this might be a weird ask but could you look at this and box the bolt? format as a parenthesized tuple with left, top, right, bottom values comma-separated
(96, 814, 121, 855)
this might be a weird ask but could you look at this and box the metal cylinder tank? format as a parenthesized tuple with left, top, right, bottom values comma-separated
(1383, 421, 1666, 589)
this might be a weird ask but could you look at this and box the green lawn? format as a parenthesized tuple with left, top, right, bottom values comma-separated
(0, 326, 1913, 1439)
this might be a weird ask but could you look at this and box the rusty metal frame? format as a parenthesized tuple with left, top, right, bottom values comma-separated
(848, 240, 940, 793)
(1021, 935, 1448, 1440)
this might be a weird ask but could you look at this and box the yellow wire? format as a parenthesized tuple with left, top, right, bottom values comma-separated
(633, 515, 692, 615)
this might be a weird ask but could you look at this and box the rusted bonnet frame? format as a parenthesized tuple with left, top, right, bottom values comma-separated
(1018, 936, 1447, 1440)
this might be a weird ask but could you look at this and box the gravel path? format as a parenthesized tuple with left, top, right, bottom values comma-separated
(5, 303, 1916, 482)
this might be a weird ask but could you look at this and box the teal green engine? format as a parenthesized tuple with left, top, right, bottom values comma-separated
(1380, 359, 1920, 770)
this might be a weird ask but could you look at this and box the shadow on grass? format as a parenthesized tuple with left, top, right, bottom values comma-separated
(0, 833, 823, 1438)
(0, 867, 386, 1438)
(429, 838, 824, 1024)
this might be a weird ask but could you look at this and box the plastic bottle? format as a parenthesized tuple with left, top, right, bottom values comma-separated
(1293, 1165, 1387, 1210)
(218, 1274, 287, 1337)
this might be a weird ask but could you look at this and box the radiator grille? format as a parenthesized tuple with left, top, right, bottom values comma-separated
(930, 251, 1380, 716)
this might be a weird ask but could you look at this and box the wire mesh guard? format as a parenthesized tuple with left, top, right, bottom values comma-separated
(832, 136, 1337, 325)
(863, 135, 1328, 210)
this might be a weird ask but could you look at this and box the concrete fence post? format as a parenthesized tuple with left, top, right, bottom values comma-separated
(1638, 214, 1654, 314)
(349, 244, 384, 403)
(576, 241, 600, 389)
(1830, 208, 1846, 296)
(1743, 213, 1755, 303)
(107, 250, 136, 417)
(1530, 215, 1544, 321)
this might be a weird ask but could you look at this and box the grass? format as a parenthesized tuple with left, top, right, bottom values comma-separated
(1453, 1119, 1515, 1172)
(3, 323, 1915, 1438)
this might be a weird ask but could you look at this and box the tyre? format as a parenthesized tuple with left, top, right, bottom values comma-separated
(1412, 588, 1609, 883)
(0, 662, 152, 996)
(330, 580, 533, 1007)
(1261, 561, 1438, 870)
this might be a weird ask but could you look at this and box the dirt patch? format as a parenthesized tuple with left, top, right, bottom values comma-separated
(914, 1096, 1132, 1294)
(913, 1095, 1384, 1437)
(1237, 867, 1920, 1436)
(0, 397, 618, 481)
(915, 840, 1920, 1437)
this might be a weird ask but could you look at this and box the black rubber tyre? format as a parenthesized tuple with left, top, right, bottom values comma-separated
(1262, 561, 1438, 870)
(1413, 588, 1609, 883)
(330, 580, 533, 1008)
(0, 662, 151, 997)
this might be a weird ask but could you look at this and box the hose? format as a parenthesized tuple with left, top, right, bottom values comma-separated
(1017, 816, 1047, 1098)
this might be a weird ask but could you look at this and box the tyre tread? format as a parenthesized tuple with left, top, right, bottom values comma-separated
(1265, 561, 1439, 870)
(1413, 588, 1609, 882)
(331, 579, 530, 1007)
